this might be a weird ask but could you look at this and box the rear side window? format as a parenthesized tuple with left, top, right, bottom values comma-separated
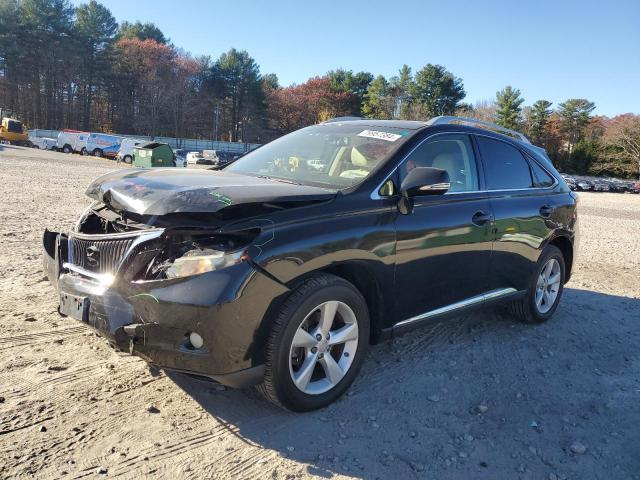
(476, 137, 532, 190)
(529, 160, 555, 188)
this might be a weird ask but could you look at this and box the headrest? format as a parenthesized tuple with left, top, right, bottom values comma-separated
(351, 147, 368, 167)
(432, 153, 456, 174)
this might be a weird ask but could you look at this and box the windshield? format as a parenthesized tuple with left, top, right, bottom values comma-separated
(225, 123, 414, 189)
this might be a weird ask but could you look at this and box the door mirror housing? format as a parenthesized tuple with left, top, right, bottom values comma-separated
(400, 167, 450, 197)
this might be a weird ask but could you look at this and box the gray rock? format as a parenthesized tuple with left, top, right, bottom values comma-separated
(96, 466, 108, 474)
(146, 404, 160, 414)
(476, 404, 489, 414)
(427, 395, 440, 402)
(570, 442, 587, 454)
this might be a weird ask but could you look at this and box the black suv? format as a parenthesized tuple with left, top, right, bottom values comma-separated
(43, 117, 578, 411)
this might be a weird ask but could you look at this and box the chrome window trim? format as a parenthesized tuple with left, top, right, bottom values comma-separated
(371, 131, 558, 200)
(394, 287, 517, 329)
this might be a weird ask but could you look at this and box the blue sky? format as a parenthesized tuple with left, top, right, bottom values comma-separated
(75, 0, 640, 116)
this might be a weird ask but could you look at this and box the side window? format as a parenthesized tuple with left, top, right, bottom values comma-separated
(399, 134, 479, 192)
(529, 160, 555, 188)
(476, 137, 532, 190)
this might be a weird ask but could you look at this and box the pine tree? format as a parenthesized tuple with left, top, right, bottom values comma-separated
(362, 75, 392, 119)
(495, 86, 524, 130)
(558, 98, 596, 151)
(410, 64, 465, 119)
(526, 100, 553, 145)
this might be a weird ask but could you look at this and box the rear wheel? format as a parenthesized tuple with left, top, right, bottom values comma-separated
(62, 144, 72, 154)
(509, 245, 565, 323)
(92, 148, 103, 158)
(123, 155, 132, 164)
(257, 274, 369, 411)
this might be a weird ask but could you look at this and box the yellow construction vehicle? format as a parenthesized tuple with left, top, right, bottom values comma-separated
(0, 111, 29, 145)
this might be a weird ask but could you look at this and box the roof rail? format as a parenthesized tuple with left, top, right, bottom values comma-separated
(322, 116, 363, 123)
(426, 116, 531, 144)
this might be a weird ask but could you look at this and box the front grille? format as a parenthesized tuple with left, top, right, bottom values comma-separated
(68, 235, 136, 274)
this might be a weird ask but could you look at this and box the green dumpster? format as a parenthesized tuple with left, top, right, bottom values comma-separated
(133, 142, 175, 168)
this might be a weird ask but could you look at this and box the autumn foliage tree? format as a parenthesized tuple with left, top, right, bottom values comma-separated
(265, 77, 352, 136)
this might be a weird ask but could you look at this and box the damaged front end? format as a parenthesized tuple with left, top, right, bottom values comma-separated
(42, 202, 290, 388)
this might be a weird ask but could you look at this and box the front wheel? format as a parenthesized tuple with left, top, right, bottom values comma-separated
(509, 245, 565, 323)
(257, 274, 369, 411)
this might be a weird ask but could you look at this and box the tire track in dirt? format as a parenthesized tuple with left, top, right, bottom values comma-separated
(0, 325, 86, 348)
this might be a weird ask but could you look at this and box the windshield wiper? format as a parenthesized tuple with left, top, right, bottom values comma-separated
(257, 175, 302, 185)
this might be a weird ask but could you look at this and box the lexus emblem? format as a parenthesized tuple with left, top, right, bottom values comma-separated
(86, 245, 100, 267)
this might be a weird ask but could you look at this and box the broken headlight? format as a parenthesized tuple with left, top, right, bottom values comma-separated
(147, 233, 253, 280)
(164, 248, 247, 279)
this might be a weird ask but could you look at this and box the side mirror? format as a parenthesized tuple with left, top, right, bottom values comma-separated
(400, 167, 450, 197)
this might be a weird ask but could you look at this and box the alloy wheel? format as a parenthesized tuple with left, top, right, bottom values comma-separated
(535, 258, 561, 314)
(288, 300, 359, 395)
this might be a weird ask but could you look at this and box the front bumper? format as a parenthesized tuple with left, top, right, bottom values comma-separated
(43, 229, 288, 388)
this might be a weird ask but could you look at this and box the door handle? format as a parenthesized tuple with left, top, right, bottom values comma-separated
(539, 205, 554, 217)
(471, 211, 492, 226)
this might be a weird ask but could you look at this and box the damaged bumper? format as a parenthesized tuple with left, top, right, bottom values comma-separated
(43, 229, 288, 388)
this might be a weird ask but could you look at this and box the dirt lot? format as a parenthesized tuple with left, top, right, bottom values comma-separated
(1, 145, 638, 480)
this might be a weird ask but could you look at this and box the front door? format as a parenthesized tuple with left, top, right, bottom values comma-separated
(392, 133, 494, 322)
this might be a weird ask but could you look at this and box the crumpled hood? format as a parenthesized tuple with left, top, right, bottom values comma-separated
(85, 168, 336, 216)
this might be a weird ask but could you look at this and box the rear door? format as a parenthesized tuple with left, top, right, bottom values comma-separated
(392, 133, 494, 322)
(474, 135, 557, 292)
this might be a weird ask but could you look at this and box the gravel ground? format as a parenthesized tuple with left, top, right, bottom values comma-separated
(1, 145, 639, 480)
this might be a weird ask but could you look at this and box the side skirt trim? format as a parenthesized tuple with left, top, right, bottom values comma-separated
(393, 287, 519, 330)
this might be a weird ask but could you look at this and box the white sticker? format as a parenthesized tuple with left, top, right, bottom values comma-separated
(357, 129, 402, 142)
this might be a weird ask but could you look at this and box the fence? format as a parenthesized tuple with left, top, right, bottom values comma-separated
(28, 129, 261, 154)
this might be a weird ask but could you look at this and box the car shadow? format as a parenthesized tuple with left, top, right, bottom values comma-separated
(165, 287, 640, 479)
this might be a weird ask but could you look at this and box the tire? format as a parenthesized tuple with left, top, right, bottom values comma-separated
(81, 148, 87, 156)
(92, 149, 103, 158)
(62, 144, 72, 154)
(256, 274, 370, 412)
(509, 245, 565, 324)
(123, 155, 132, 165)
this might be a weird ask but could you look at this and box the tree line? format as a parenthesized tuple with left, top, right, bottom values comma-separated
(0, 0, 638, 178)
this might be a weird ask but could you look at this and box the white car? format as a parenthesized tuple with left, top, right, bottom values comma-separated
(29, 134, 57, 150)
(186, 151, 205, 164)
(57, 130, 88, 154)
(117, 138, 146, 164)
(174, 149, 188, 167)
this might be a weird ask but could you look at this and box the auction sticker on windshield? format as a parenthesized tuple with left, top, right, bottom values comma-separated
(357, 130, 402, 142)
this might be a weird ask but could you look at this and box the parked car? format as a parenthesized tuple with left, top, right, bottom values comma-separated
(174, 148, 187, 167)
(42, 117, 578, 411)
(86, 133, 123, 158)
(591, 178, 610, 192)
(29, 134, 57, 150)
(56, 130, 88, 154)
(575, 178, 593, 191)
(116, 137, 146, 164)
(561, 174, 577, 191)
(604, 179, 625, 193)
(202, 149, 238, 168)
(186, 151, 205, 165)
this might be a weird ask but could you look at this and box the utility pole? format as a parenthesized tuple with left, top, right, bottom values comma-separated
(213, 104, 220, 142)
